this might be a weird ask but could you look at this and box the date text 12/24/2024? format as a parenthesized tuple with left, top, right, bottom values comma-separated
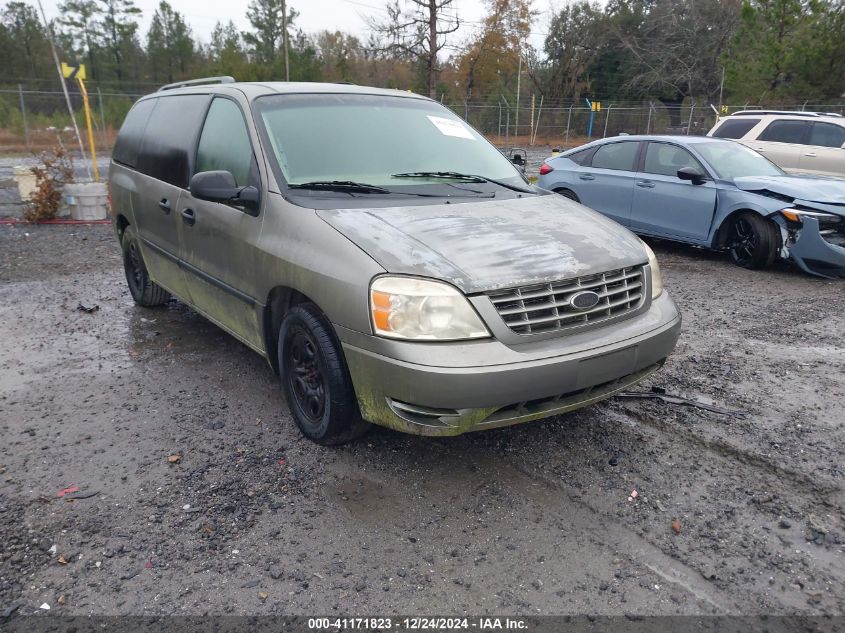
(308, 618, 528, 630)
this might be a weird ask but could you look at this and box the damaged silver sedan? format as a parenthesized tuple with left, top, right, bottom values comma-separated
(538, 136, 845, 278)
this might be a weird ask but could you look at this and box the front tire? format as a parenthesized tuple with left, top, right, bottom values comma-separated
(121, 225, 171, 306)
(278, 304, 369, 445)
(725, 212, 779, 270)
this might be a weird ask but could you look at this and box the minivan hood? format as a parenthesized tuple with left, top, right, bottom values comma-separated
(317, 196, 647, 294)
(733, 175, 845, 206)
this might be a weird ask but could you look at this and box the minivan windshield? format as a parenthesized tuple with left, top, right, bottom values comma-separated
(695, 141, 786, 179)
(254, 93, 529, 193)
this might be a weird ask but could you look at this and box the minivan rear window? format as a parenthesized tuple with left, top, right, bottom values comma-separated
(711, 118, 759, 139)
(112, 98, 155, 168)
(136, 94, 210, 188)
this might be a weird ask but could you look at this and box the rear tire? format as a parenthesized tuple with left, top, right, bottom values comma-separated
(725, 212, 779, 270)
(554, 188, 580, 202)
(278, 303, 370, 445)
(121, 225, 171, 307)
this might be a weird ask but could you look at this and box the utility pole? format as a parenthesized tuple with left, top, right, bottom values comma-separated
(281, 0, 290, 81)
(18, 85, 30, 151)
(36, 0, 91, 179)
(515, 55, 521, 138)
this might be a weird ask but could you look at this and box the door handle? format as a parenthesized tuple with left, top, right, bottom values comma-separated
(181, 208, 196, 226)
(636, 181, 655, 188)
(804, 152, 817, 157)
(754, 148, 766, 152)
(158, 198, 171, 213)
(579, 174, 595, 181)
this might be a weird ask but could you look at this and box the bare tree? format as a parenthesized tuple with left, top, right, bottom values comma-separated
(610, 0, 741, 125)
(367, 0, 460, 98)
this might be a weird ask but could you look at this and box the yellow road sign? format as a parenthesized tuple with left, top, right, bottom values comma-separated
(61, 62, 86, 80)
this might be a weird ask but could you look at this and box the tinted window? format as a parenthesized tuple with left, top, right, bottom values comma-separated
(137, 94, 210, 188)
(112, 98, 155, 168)
(809, 122, 845, 148)
(758, 120, 811, 144)
(643, 143, 704, 177)
(711, 118, 759, 139)
(196, 99, 255, 187)
(567, 147, 597, 166)
(590, 142, 638, 171)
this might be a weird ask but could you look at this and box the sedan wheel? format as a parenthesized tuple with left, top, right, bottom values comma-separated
(726, 212, 778, 270)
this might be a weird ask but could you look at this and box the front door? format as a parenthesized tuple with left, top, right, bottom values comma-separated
(629, 142, 717, 241)
(178, 96, 266, 352)
(798, 122, 845, 178)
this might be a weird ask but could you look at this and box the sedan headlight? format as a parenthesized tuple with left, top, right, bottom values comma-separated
(642, 242, 664, 299)
(780, 208, 841, 226)
(370, 276, 490, 341)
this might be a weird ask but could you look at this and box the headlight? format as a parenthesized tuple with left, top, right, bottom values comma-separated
(370, 276, 490, 341)
(780, 208, 841, 225)
(642, 242, 663, 299)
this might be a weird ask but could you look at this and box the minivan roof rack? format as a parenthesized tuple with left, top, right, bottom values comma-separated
(159, 76, 235, 92)
(730, 109, 843, 118)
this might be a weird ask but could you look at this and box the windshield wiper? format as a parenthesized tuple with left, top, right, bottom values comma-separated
(391, 171, 534, 194)
(288, 180, 390, 194)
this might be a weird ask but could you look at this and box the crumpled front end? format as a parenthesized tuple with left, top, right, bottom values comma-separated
(776, 214, 845, 279)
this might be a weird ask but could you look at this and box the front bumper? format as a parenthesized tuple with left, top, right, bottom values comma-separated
(338, 292, 681, 436)
(787, 216, 845, 279)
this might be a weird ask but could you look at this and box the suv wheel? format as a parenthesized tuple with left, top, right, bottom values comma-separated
(278, 303, 370, 445)
(121, 225, 171, 306)
(725, 212, 778, 270)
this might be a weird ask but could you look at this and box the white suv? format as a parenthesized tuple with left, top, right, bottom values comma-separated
(708, 111, 845, 178)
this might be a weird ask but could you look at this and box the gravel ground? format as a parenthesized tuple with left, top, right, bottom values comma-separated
(0, 221, 844, 621)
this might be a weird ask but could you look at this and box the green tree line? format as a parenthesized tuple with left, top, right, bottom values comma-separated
(0, 0, 843, 132)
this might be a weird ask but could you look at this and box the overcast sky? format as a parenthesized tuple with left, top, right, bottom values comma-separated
(36, 0, 555, 52)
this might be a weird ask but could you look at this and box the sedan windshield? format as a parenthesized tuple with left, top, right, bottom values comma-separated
(695, 141, 786, 179)
(253, 93, 528, 192)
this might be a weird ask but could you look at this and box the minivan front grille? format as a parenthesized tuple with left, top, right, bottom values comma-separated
(487, 266, 645, 335)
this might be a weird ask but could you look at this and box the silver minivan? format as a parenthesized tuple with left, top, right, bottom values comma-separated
(110, 78, 681, 444)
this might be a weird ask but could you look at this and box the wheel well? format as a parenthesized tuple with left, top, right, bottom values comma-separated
(262, 286, 315, 374)
(553, 187, 579, 202)
(115, 214, 130, 239)
(712, 209, 758, 249)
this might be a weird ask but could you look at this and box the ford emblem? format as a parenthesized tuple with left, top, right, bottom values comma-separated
(570, 290, 601, 311)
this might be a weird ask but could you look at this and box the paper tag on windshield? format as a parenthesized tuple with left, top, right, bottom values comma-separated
(427, 116, 475, 140)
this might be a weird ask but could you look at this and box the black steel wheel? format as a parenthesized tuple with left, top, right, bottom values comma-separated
(725, 212, 778, 270)
(121, 225, 171, 306)
(278, 303, 370, 445)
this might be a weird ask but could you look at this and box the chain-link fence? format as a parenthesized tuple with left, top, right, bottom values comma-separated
(2, 84, 844, 155)
(0, 85, 145, 153)
(444, 97, 845, 149)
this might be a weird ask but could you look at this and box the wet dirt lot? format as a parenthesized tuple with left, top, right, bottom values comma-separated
(0, 224, 843, 619)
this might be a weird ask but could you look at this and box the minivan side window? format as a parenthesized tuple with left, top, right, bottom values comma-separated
(113, 98, 156, 168)
(758, 120, 811, 145)
(136, 94, 209, 188)
(711, 118, 759, 139)
(196, 98, 255, 187)
(643, 143, 704, 177)
(590, 142, 639, 171)
(809, 122, 845, 149)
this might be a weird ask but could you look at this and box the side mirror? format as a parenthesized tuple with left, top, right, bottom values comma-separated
(190, 170, 259, 212)
(511, 153, 525, 166)
(677, 166, 706, 185)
